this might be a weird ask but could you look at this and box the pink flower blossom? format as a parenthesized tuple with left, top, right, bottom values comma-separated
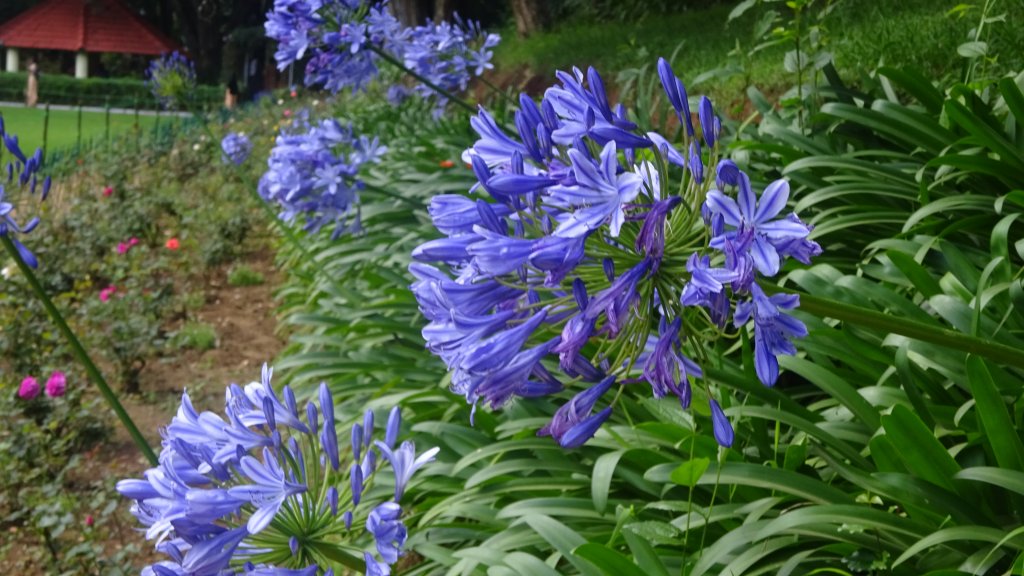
(117, 237, 140, 255)
(102, 186, 114, 197)
(99, 285, 117, 302)
(45, 371, 67, 398)
(17, 376, 40, 399)
(84, 515, 94, 527)
(165, 238, 180, 250)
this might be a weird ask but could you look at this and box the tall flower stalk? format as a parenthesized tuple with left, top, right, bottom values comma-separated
(0, 116, 158, 465)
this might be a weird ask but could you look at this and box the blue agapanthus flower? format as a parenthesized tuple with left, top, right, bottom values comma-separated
(118, 366, 437, 575)
(410, 57, 821, 449)
(0, 122, 48, 268)
(258, 114, 386, 238)
(145, 51, 197, 110)
(265, 1, 499, 113)
(221, 132, 254, 166)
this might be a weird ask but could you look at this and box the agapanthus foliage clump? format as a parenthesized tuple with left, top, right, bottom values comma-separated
(146, 51, 198, 110)
(258, 113, 387, 237)
(118, 365, 438, 575)
(0, 116, 50, 268)
(409, 58, 822, 448)
(265, 0, 499, 113)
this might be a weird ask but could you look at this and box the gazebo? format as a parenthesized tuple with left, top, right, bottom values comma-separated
(0, 0, 180, 78)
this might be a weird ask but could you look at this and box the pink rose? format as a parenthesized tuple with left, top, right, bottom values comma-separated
(117, 242, 129, 254)
(165, 238, 180, 250)
(85, 515, 95, 527)
(45, 371, 66, 398)
(17, 376, 40, 399)
(99, 285, 117, 302)
(129, 237, 140, 246)
(102, 186, 114, 197)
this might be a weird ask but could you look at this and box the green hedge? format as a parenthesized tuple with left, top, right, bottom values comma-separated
(0, 72, 222, 110)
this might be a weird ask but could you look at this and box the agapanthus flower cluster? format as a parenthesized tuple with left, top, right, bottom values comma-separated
(0, 117, 50, 269)
(146, 51, 197, 109)
(265, 1, 498, 113)
(410, 58, 821, 448)
(222, 132, 254, 166)
(258, 113, 387, 237)
(118, 365, 438, 575)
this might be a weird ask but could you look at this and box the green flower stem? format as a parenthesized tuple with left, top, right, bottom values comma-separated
(478, 74, 518, 109)
(248, 181, 316, 262)
(763, 284, 1024, 370)
(1, 235, 158, 466)
(367, 44, 477, 114)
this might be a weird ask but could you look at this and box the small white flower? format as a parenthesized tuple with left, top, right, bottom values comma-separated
(192, 143, 201, 151)
(2, 264, 15, 279)
(277, 99, 284, 105)
(312, 99, 320, 106)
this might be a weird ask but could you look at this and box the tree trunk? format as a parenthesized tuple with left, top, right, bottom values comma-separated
(390, 0, 428, 27)
(433, 0, 453, 23)
(509, 0, 547, 38)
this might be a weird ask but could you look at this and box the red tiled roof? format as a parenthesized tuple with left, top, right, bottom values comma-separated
(0, 0, 180, 55)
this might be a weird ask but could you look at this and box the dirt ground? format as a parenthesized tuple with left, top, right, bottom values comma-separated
(0, 249, 285, 573)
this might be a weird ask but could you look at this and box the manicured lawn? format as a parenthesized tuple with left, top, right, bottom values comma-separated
(0, 105, 181, 157)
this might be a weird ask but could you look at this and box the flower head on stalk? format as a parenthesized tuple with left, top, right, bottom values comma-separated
(118, 365, 438, 574)
(410, 57, 821, 449)
(145, 51, 197, 110)
(257, 115, 386, 238)
(0, 121, 48, 268)
(221, 132, 253, 165)
(265, 1, 499, 112)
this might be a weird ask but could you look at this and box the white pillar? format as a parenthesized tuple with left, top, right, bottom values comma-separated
(5, 48, 19, 73)
(74, 51, 88, 79)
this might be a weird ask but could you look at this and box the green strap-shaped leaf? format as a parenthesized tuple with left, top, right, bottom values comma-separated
(945, 99, 1024, 177)
(779, 356, 880, 430)
(591, 450, 624, 514)
(999, 77, 1024, 135)
(881, 405, 961, 492)
(622, 528, 671, 576)
(887, 249, 942, 298)
(966, 355, 1024, 472)
(522, 514, 603, 576)
(956, 467, 1024, 496)
(878, 66, 945, 114)
(572, 543, 648, 576)
(500, 552, 563, 576)
(893, 526, 1017, 567)
(902, 195, 995, 233)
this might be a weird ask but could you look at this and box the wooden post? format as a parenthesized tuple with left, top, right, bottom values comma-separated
(76, 101, 83, 153)
(104, 97, 111, 150)
(134, 97, 141, 154)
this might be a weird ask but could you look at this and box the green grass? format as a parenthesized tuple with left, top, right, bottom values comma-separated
(0, 105, 177, 157)
(170, 322, 218, 352)
(227, 265, 266, 287)
(494, 0, 1024, 98)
